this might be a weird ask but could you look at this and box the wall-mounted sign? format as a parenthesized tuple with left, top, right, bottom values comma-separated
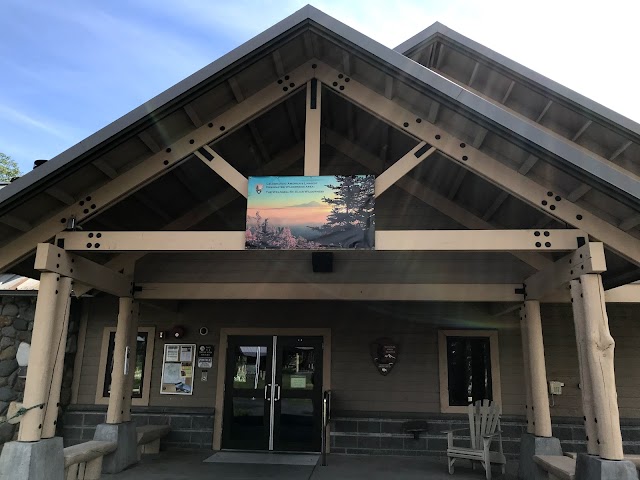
(246, 175, 375, 250)
(160, 343, 195, 395)
(370, 338, 398, 376)
(197, 344, 214, 369)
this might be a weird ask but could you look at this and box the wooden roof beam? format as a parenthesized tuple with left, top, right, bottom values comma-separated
(325, 129, 552, 271)
(609, 140, 632, 162)
(536, 100, 553, 123)
(0, 60, 317, 272)
(447, 127, 487, 200)
(501, 80, 516, 104)
(572, 120, 592, 142)
(315, 63, 640, 265)
(468, 61, 480, 87)
(72, 142, 304, 296)
(568, 140, 633, 202)
(184, 104, 203, 128)
(619, 214, 640, 232)
(0, 215, 32, 232)
(46, 187, 75, 206)
(93, 159, 117, 179)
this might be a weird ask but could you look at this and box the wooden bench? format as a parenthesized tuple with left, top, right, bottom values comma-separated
(136, 425, 170, 460)
(64, 440, 117, 480)
(565, 452, 640, 471)
(533, 455, 576, 480)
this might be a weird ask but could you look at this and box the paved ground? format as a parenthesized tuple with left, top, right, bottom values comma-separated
(103, 450, 519, 479)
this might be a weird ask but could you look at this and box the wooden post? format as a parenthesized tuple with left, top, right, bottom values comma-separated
(522, 300, 552, 437)
(121, 302, 139, 422)
(569, 279, 599, 455)
(519, 310, 534, 434)
(41, 277, 73, 438)
(106, 297, 133, 424)
(576, 274, 624, 460)
(304, 78, 321, 176)
(18, 272, 69, 441)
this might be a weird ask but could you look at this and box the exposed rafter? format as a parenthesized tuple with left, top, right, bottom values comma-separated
(536, 100, 553, 123)
(184, 104, 203, 128)
(501, 80, 515, 104)
(46, 187, 75, 206)
(93, 159, 118, 179)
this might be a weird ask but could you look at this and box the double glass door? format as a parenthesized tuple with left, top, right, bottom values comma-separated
(222, 335, 323, 452)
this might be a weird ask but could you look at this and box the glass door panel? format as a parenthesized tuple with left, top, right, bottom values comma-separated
(222, 336, 272, 450)
(273, 336, 323, 452)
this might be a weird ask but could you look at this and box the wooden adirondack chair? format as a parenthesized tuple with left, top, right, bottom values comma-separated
(445, 399, 506, 480)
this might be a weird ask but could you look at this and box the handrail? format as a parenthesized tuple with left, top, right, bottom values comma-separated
(321, 390, 332, 466)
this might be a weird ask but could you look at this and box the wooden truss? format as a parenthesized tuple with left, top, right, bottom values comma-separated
(312, 63, 640, 266)
(55, 229, 586, 252)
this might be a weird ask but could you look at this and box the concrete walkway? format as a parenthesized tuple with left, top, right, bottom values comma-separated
(103, 451, 518, 480)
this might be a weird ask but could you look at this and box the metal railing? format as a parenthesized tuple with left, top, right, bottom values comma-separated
(321, 390, 332, 466)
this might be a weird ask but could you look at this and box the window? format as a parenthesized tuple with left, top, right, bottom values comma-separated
(95, 326, 155, 406)
(438, 330, 501, 413)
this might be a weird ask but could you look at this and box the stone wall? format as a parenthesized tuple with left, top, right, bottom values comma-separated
(62, 405, 215, 450)
(0, 295, 80, 447)
(329, 414, 640, 459)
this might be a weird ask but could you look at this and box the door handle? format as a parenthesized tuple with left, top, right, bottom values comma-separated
(274, 384, 281, 402)
(265, 383, 271, 400)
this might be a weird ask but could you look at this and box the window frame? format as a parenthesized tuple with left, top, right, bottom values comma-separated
(438, 329, 501, 414)
(95, 326, 155, 406)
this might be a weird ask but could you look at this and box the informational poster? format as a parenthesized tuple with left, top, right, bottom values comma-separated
(197, 345, 214, 369)
(180, 345, 193, 362)
(245, 175, 375, 250)
(160, 343, 195, 395)
(165, 345, 179, 362)
(290, 375, 307, 389)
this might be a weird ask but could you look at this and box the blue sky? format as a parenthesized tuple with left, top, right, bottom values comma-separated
(2, 0, 638, 174)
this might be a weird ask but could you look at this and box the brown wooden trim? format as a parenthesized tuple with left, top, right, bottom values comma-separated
(438, 329, 502, 414)
(94, 325, 156, 407)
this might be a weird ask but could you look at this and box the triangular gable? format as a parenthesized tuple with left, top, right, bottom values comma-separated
(0, 5, 638, 277)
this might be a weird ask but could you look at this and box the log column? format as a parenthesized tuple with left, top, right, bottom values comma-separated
(106, 297, 134, 424)
(41, 277, 73, 438)
(572, 274, 624, 460)
(569, 278, 599, 455)
(519, 312, 535, 434)
(522, 300, 552, 437)
(18, 272, 72, 442)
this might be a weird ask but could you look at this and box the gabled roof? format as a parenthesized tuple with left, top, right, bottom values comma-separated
(395, 21, 640, 139)
(0, 5, 638, 284)
(394, 23, 640, 184)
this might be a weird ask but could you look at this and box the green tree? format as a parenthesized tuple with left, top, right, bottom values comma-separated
(0, 153, 20, 182)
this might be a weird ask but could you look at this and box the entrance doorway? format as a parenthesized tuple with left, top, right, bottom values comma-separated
(222, 335, 323, 452)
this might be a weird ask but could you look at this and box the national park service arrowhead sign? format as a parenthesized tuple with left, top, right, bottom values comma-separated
(370, 338, 398, 376)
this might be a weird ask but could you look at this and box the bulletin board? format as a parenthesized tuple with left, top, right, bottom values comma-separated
(160, 344, 195, 395)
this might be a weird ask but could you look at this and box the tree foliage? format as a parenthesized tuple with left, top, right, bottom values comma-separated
(0, 153, 20, 182)
(245, 211, 321, 249)
(312, 175, 375, 232)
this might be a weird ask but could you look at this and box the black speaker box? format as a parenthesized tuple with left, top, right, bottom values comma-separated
(312, 252, 333, 273)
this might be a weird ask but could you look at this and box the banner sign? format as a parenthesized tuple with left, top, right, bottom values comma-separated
(246, 175, 375, 250)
